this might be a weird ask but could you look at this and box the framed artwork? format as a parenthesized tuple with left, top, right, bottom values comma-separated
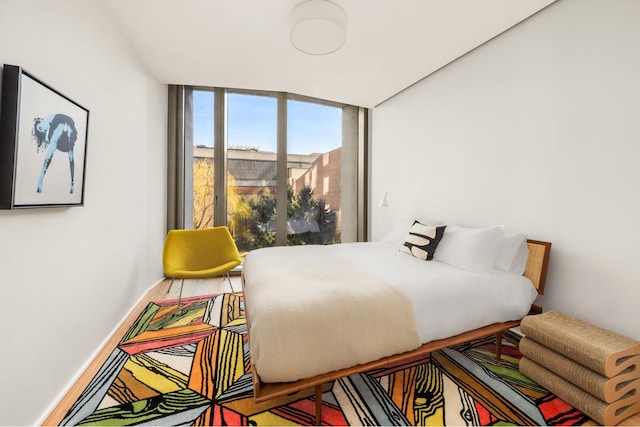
(0, 64, 89, 209)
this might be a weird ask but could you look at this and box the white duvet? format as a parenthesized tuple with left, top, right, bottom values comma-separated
(242, 241, 538, 383)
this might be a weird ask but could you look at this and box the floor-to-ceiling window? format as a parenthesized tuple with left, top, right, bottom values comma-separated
(286, 99, 342, 246)
(226, 92, 278, 253)
(181, 87, 366, 259)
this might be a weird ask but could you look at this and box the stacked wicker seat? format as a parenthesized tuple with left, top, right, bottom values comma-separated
(519, 311, 640, 425)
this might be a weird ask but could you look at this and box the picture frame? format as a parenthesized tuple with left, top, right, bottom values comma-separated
(0, 64, 89, 209)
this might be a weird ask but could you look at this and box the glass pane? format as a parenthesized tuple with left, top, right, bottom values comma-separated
(287, 100, 342, 245)
(192, 90, 215, 229)
(226, 93, 277, 255)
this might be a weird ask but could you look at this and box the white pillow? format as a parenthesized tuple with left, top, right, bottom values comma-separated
(510, 240, 529, 275)
(379, 219, 415, 246)
(433, 225, 504, 274)
(495, 232, 527, 272)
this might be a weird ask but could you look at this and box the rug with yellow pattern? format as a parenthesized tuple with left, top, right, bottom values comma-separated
(60, 292, 587, 426)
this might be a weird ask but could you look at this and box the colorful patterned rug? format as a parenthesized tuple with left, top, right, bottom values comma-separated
(60, 292, 588, 426)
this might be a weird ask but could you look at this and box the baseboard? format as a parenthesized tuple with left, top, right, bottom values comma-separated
(35, 277, 165, 426)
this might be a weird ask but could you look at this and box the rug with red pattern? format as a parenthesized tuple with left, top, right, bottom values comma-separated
(60, 292, 587, 426)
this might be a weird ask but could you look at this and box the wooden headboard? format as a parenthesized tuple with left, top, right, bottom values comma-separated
(523, 239, 552, 295)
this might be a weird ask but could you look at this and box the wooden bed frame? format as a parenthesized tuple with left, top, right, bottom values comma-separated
(243, 239, 552, 424)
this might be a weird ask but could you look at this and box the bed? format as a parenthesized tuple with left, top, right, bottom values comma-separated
(241, 224, 551, 423)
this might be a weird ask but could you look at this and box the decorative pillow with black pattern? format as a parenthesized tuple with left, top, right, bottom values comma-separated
(400, 221, 446, 261)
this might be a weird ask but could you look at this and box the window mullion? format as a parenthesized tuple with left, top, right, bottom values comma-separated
(213, 87, 227, 226)
(275, 92, 288, 246)
(358, 107, 369, 242)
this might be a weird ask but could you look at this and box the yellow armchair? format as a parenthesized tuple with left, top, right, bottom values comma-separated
(162, 226, 241, 306)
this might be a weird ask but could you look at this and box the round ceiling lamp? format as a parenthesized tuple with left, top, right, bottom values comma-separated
(289, 0, 347, 55)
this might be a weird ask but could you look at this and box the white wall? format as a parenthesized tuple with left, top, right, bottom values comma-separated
(371, 0, 640, 341)
(0, 1, 167, 425)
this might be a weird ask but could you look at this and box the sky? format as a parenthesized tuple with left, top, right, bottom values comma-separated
(192, 90, 342, 155)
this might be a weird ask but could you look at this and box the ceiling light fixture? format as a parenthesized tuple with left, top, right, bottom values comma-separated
(289, 0, 346, 55)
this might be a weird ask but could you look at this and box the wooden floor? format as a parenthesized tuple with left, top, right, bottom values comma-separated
(42, 277, 640, 426)
(42, 276, 238, 426)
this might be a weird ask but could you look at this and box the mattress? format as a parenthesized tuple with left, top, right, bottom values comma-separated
(242, 241, 538, 383)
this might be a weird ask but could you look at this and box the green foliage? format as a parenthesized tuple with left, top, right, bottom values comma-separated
(251, 187, 277, 226)
(286, 186, 338, 246)
(194, 160, 340, 252)
(233, 185, 339, 252)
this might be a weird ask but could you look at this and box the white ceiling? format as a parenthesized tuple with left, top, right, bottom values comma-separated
(104, 0, 555, 108)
